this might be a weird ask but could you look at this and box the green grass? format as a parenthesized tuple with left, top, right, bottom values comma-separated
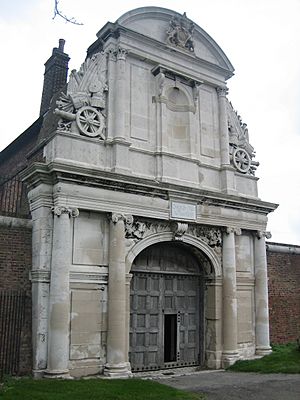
(0, 377, 205, 400)
(227, 343, 300, 374)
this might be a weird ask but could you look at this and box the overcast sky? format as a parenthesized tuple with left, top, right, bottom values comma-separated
(0, 0, 299, 244)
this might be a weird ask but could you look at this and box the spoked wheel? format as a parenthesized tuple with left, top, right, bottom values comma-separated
(233, 148, 251, 173)
(76, 106, 105, 138)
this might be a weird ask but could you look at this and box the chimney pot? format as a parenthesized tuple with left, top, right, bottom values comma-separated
(59, 39, 65, 52)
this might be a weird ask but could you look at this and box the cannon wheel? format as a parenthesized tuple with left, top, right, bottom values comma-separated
(233, 148, 251, 173)
(76, 106, 104, 138)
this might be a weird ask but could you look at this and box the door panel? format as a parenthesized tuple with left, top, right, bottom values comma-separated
(130, 272, 201, 371)
(129, 243, 204, 372)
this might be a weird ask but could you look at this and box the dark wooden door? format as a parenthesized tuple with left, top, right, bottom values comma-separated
(129, 243, 203, 372)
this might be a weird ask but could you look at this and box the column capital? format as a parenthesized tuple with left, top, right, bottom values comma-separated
(106, 46, 129, 62)
(116, 46, 129, 61)
(110, 213, 133, 224)
(217, 86, 229, 97)
(51, 206, 79, 218)
(256, 230, 272, 239)
(107, 47, 117, 62)
(224, 227, 242, 235)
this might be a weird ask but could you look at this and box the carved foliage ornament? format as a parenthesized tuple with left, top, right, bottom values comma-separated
(123, 216, 221, 252)
(166, 12, 195, 52)
(188, 225, 222, 248)
(109, 213, 146, 240)
(55, 52, 108, 139)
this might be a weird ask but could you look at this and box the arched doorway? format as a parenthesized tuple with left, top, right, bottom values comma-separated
(129, 241, 206, 371)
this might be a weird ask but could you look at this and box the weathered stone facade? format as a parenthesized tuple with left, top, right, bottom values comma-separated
(20, 7, 279, 377)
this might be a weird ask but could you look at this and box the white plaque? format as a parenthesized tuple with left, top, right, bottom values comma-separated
(170, 201, 196, 221)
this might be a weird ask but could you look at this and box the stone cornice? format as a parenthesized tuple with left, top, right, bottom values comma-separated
(21, 161, 278, 217)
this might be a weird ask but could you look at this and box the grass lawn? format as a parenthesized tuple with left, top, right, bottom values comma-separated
(227, 343, 300, 374)
(0, 377, 205, 400)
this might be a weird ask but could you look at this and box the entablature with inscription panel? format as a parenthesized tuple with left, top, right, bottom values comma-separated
(21, 162, 278, 224)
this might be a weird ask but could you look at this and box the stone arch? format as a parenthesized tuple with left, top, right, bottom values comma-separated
(125, 232, 221, 277)
(127, 232, 222, 371)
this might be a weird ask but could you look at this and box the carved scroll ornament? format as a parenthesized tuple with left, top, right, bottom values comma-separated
(256, 231, 272, 240)
(52, 206, 79, 218)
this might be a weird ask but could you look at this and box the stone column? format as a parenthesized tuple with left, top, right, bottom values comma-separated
(217, 87, 236, 194)
(217, 87, 230, 166)
(155, 72, 167, 180)
(222, 227, 240, 367)
(206, 277, 223, 369)
(104, 213, 131, 377)
(114, 47, 128, 139)
(125, 273, 133, 371)
(31, 206, 53, 377)
(254, 231, 272, 356)
(45, 206, 79, 378)
(106, 48, 117, 140)
(111, 47, 131, 174)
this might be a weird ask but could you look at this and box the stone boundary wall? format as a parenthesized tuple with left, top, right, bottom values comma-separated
(0, 218, 32, 374)
(267, 242, 300, 344)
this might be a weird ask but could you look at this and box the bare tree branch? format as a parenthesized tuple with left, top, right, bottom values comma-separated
(53, 0, 83, 25)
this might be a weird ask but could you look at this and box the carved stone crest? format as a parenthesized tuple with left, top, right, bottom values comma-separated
(55, 52, 108, 139)
(166, 12, 195, 52)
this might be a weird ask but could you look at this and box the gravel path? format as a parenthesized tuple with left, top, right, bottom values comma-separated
(153, 370, 300, 400)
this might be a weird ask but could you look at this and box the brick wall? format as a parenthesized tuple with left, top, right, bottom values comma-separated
(0, 223, 32, 374)
(267, 248, 300, 344)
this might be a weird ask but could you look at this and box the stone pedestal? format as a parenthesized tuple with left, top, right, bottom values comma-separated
(104, 213, 131, 378)
(45, 206, 78, 378)
(222, 227, 239, 367)
(254, 231, 272, 356)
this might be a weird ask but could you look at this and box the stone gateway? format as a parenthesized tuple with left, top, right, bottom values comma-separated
(22, 7, 277, 378)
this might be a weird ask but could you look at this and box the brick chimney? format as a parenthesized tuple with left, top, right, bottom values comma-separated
(39, 39, 70, 116)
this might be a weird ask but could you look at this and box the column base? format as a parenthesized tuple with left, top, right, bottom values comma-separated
(44, 369, 72, 379)
(206, 350, 223, 369)
(104, 363, 132, 379)
(255, 346, 272, 356)
(32, 369, 46, 379)
(221, 351, 239, 368)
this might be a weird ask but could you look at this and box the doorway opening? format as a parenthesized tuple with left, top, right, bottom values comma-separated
(130, 241, 208, 371)
(164, 314, 177, 362)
